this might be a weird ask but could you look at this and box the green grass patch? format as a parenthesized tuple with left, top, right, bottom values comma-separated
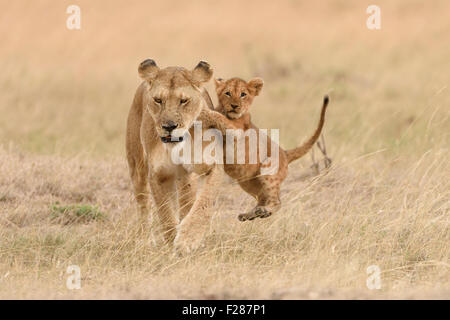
(50, 202, 105, 224)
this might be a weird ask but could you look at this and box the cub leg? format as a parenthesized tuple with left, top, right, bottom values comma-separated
(238, 176, 282, 221)
(238, 152, 288, 221)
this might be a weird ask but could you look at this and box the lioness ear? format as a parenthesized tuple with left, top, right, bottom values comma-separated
(247, 78, 264, 96)
(138, 59, 159, 82)
(191, 61, 213, 86)
(214, 78, 226, 92)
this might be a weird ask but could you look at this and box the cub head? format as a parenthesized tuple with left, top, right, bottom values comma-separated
(139, 59, 213, 143)
(214, 77, 264, 119)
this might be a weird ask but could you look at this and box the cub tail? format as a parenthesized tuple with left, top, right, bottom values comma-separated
(285, 95, 329, 164)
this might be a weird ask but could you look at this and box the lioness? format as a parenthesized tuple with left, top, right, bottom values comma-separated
(126, 60, 236, 253)
(209, 77, 329, 221)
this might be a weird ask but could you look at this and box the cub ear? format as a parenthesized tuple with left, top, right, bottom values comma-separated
(191, 61, 213, 86)
(247, 77, 264, 96)
(214, 78, 226, 92)
(138, 59, 159, 82)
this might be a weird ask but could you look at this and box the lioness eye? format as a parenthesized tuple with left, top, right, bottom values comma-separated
(240, 92, 247, 97)
(153, 97, 162, 104)
(180, 98, 188, 105)
(225, 92, 231, 97)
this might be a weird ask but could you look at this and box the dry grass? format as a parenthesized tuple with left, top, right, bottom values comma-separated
(0, 0, 449, 299)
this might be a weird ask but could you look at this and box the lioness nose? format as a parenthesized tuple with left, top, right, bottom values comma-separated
(162, 121, 178, 133)
(231, 104, 239, 109)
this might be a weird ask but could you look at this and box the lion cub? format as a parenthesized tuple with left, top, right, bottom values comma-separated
(212, 77, 329, 221)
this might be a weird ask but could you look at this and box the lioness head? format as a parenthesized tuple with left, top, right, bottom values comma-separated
(214, 77, 264, 119)
(139, 59, 213, 143)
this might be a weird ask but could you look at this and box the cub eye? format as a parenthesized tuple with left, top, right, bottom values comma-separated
(153, 97, 162, 104)
(225, 92, 231, 97)
(180, 98, 189, 105)
(240, 92, 247, 97)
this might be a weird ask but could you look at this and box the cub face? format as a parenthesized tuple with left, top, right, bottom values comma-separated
(215, 77, 264, 119)
(138, 59, 213, 143)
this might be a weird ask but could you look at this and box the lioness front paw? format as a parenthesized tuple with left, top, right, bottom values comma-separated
(173, 228, 205, 255)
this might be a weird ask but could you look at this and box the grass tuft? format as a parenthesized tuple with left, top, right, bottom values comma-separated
(50, 202, 105, 224)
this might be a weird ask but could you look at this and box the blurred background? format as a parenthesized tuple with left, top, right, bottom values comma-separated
(1, 0, 448, 158)
(0, 0, 449, 299)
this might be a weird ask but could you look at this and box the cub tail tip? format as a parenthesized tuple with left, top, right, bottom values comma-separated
(323, 95, 329, 107)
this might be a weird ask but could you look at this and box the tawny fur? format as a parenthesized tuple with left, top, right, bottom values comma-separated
(209, 77, 329, 221)
(126, 60, 237, 254)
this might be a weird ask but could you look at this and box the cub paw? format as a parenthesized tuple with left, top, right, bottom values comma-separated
(238, 207, 272, 221)
(255, 206, 272, 219)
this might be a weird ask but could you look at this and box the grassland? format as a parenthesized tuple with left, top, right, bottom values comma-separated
(0, 0, 448, 299)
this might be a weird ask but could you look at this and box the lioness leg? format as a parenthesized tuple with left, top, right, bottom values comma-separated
(174, 167, 222, 254)
(127, 152, 150, 225)
(176, 172, 197, 221)
(149, 173, 178, 243)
